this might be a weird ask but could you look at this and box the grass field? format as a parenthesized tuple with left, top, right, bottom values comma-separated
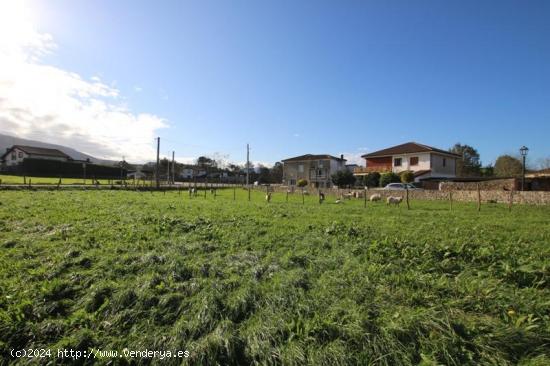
(1, 189, 549, 365)
(0, 174, 118, 185)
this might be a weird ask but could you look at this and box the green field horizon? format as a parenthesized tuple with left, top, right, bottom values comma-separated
(1, 190, 549, 365)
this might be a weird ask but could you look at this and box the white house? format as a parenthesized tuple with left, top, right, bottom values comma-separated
(355, 142, 461, 181)
(1, 145, 71, 167)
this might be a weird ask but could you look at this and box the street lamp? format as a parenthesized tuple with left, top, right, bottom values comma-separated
(520, 145, 528, 191)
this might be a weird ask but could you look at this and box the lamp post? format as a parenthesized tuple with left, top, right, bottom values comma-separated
(520, 146, 528, 191)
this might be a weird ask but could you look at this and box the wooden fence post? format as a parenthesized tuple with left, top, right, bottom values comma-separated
(23, 176, 26, 185)
(449, 191, 453, 211)
(302, 189, 305, 205)
(28, 178, 31, 188)
(364, 188, 367, 208)
(248, 186, 251, 201)
(233, 185, 236, 201)
(286, 190, 289, 202)
(508, 189, 514, 212)
(477, 183, 481, 212)
(406, 186, 410, 210)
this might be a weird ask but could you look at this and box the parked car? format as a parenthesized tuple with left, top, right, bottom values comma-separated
(383, 183, 421, 190)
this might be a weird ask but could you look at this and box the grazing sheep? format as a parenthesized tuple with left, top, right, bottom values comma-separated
(265, 192, 272, 203)
(386, 196, 403, 206)
(369, 194, 382, 202)
(343, 193, 353, 200)
(335, 199, 342, 204)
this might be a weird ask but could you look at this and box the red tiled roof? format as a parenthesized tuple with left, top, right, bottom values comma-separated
(361, 142, 461, 158)
(282, 154, 346, 162)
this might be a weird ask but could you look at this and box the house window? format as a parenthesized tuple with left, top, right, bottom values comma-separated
(11, 153, 16, 160)
(394, 158, 402, 167)
(317, 169, 323, 176)
(290, 179, 296, 186)
(442, 158, 447, 167)
(298, 164, 304, 173)
(410, 157, 419, 166)
(18, 152, 23, 158)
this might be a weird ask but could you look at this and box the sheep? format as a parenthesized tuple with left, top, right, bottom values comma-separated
(386, 196, 403, 206)
(265, 192, 272, 203)
(335, 199, 343, 204)
(369, 194, 382, 202)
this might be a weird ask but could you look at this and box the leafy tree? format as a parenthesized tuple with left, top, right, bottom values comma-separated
(297, 179, 308, 187)
(257, 164, 271, 184)
(379, 172, 401, 187)
(480, 164, 494, 177)
(269, 162, 283, 183)
(196, 156, 216, 170)
(450, 143, 481, 176)
(331, 170, 356, 188)
(365, 172, 380, 188)
(400, 170, 414, 183)
(494, 155, 523, 177)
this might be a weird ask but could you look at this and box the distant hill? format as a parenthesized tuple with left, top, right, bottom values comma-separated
(0, 133, 118, 166)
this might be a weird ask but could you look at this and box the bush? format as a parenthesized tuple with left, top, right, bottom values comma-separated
(297, 179, 308, 187)
(331, 170, 356, 188)
(379, 172, 400, 187)
(400, 171, 414, 183)
(365, 172, 380, 188)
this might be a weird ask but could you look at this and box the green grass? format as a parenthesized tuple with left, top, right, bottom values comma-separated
(1, 189, 549, 365)
(0, 174, 119, 185)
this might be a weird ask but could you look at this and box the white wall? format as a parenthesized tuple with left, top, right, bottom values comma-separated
(4, 148, 28, 166)
(391, 153, 431, 173)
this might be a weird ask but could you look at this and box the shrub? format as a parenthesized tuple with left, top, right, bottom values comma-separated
(297, 179, 308, 187)
(400, 170, 414, 183)
(331, 170, 356, 188)
(379, 172, 400, 187)
(365, 172, 380, 188)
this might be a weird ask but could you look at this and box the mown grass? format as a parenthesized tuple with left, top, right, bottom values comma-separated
(0, 189, 549, 365)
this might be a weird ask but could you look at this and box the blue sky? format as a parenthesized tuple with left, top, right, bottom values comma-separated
(3, 0, 550, 166)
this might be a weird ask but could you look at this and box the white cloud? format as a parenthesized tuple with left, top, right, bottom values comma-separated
(340, 151, 365, 165)
(0, 2, 167, 162)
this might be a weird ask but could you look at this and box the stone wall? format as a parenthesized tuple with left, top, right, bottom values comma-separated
(439, 178, 518, 191)
(265, 185, 550, 205)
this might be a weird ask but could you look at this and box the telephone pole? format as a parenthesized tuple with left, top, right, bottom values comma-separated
(155, 137, 160, 189)
(246, 143, 250, 187)
(171, 151, 175, 185)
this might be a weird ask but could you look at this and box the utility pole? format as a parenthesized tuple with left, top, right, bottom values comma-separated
(156, 137, 160, 189)
(166, 154, 170, 186)
(172, 151, 175, 185)
(246, 143, 250, 187)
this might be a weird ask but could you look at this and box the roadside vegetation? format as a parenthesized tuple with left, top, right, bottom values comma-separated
(1, 190, 549, 365)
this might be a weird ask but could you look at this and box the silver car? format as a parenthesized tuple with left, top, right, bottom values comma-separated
(383, 183, 420, 190)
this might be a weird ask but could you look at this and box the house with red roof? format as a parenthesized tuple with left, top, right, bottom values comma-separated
(355, 142, 461, 182)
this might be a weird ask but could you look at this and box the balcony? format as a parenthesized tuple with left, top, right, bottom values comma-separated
(353, 166, 391, 175)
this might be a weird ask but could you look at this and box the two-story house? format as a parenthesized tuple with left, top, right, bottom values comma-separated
(282, 154, 347, 188)
(355, 142, 461, 181)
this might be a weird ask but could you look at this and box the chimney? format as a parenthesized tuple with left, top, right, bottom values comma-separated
(340, 154, 344, 160)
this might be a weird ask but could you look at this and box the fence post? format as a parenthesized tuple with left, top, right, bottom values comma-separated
(364, 188, 367, 208)
(23, 176, 26, 185)
(302, 189, 305, 205)
(477, 183, 481, 212)
(233, 185, 236, 201)
(449, 191, 453, 211)
(248, 185, 251, 201)
(28, 178, 31, 188)
(508, 189, 514, 212)
(406, 186, 410, 210)
(286, 190, 289, 202)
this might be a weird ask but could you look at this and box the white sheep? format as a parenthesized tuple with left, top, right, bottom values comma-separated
(369, 194, 382, 202)
(386, 196, 403, 206)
